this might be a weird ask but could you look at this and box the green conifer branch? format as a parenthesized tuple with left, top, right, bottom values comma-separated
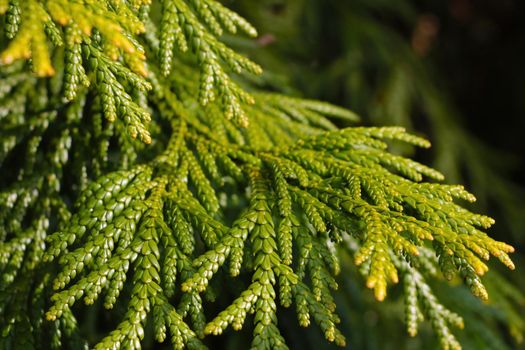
(0, 1, 518, 349)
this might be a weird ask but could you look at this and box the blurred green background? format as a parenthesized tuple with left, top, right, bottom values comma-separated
(221, 0, 525, 348)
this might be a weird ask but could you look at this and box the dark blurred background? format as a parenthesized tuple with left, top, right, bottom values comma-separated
(223, 0, 525, 348)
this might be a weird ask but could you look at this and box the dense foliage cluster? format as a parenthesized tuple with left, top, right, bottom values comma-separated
(0, 1, 517, 349)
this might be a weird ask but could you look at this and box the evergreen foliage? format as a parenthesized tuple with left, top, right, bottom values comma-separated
(232, 0, 525, 241)
(0, 1, 517, 349)
(229, 3, 525, 346)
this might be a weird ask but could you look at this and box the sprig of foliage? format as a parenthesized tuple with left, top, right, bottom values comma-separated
(42, 92, 514, 348)
(158, 0, 261, 126)
(0, 1, 517, 349)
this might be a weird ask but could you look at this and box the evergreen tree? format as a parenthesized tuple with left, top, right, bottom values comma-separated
(0, 1, 520, 349)
(228, 2, 525, 348)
